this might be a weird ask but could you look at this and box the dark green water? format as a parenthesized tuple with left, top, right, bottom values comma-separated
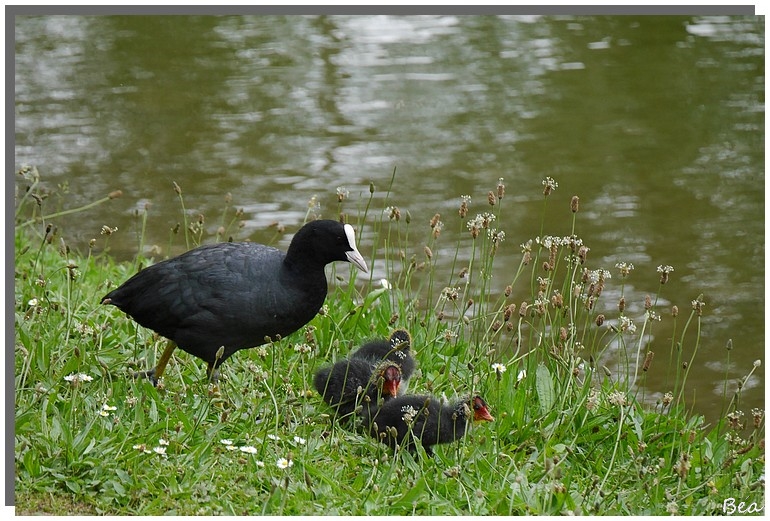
(14, 15, 764, 423)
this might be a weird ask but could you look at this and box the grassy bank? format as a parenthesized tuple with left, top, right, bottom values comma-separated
(13, 167, 764, 515)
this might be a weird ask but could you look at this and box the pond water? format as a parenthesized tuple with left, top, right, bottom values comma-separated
(14, 15, 764, 424)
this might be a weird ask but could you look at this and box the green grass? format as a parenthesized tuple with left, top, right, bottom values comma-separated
(13, 167, 765, 515)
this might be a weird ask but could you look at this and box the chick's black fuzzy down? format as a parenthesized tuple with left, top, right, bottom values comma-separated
(361, 394, 493, 456)
(350, 328, 415, 388)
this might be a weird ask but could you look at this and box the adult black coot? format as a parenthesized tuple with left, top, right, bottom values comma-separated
(102, 219, 369, 384)
(362, 394, 494, 456)
(351, 329, 415, 390)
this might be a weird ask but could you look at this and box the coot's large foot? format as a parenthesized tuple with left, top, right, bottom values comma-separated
(132, 367, 159, 386)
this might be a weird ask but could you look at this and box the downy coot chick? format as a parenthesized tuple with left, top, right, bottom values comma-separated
(102, 219, 368, 384)
(351, 328, 415, 392)
(314, 358, 403, 421)
(362, 394, 494, 456)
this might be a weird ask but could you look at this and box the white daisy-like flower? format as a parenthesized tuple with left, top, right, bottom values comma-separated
(153, 446, 166, 455)
(277, 457, 293, 469)
(255, 460, 265, 468)
(239, 446, 258, 454)
(491, 363, 507, 375)
(27, 298, 39, 307)
(293, 436, 306, 445)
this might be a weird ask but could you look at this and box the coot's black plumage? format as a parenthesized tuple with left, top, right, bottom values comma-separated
(362, 394, 494, 456)
(313, 358, 403, 421)
(350, 329, 415, 389)
(102, 219, 368, 384)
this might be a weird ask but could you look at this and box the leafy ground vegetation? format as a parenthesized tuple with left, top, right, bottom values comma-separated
(14, 166, 764, 515)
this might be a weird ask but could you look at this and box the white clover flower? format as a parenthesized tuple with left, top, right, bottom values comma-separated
(239, 446, 258, 454)
(277, 457, 293, 469)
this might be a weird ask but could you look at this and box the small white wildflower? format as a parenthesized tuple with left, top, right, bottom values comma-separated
(64, 373, 93, 384)
(542, 176, 558, 194)
(277, 457, 293, 469)
(380, 278, 392, 290)
(618, 316, 637, 334)
(335, 186, 349, 202)
(255, 460, 265, 467)
(27, 298, 39, 307)
(267, 434, 280, 441)
(294, 343, 312, 355)
(615, 262, 634, 277)
(239, 446, 258, 454)
(646, 310, 661, 321)
(153, 446, 166, 456)
(608, 390, 626, 407)
(491, 363, 507, 375)
(74, 322, 95, 335)
(158, 438, 169, 446)
(441, 287, 460, 301)
(220, 439, 233, 446)
(488, 228, 506, 244)
(517, 369, 527, 383)
(293, 436, 306, 445)
(99, 410, 110, 417)
(401, 405, 418, 424)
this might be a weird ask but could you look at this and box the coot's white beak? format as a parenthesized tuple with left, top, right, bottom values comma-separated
(343, 224, 369, 274)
